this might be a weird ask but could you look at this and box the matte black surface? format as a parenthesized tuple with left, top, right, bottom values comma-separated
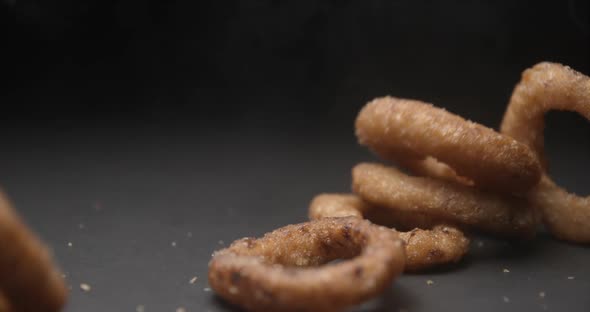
(0, 123, 588, 312)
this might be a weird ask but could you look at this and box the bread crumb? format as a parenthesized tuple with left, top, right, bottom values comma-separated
(171, 241, 177, 247)
(204, 287, 211, 292)
(189, 276, 198, 284)
(187, 232, 193, 238)
(539, 291, 545, 298)
(67, 242, 73, 247)
(176, 308, 186, 312)
(136, 305, 145, 312)
(78, 223, 85, 230)
(502, 296, 510, 303)
(426, 280, 434, 285)
(567, 276, 575, 280)
(503, 268, 510, 273)
(80, 283, 91, 292)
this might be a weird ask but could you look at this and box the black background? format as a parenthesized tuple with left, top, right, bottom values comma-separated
(1, 0, 590, 311)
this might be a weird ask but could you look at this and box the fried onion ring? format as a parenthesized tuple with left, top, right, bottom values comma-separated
(500, 62, 590, 243)
(0, 191, 67, 312)
(208, 217, 405, 312)
(309, 194, 470, 272)
(352, 163, 537, 239)
(355, 96, 541, 193)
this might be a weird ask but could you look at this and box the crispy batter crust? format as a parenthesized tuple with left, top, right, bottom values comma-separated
(208, 217, 405, 312)
(501, 62, 590, 243)
(0, 192, 67, 312)
(309, 194, 469, 272)
(352, 163, 536, 239)
(355, 96, 541, 193)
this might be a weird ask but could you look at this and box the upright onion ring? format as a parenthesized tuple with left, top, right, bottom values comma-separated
(0, 191, 67, 312)
(309, 194, 470, 272)
(355, 96, 542, 193)
(352, 163, 537, 239)
(500, 62, 590, 243)
(208, 217, 405, 312)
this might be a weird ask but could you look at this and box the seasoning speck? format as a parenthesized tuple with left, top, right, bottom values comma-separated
(189, 276, 198, 284)
(80, 283, 91, 292)
(136, 305, 145, 312)
(426, 280, 434, 285)
(503, 268, 510, 273)
(502, 296, 510, 303)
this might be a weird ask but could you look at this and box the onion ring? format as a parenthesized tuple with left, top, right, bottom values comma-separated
(309, 194, 470, 272)
(500, 62, 590, 243)
(355, 96, 542, 193)
(352, 163, 537, 239)
(0, 191, 67, 312)
(208, 217, 405, 312)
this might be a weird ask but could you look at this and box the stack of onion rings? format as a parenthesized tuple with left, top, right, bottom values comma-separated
(209, 62, 590, 311)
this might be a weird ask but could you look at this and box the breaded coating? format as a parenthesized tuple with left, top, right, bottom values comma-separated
(501, 62, 590, 243)
(356, 96, 541, 193)
(0, 192, 67, 312)
(309, 194, 469, 272)
(208, 217, 405, 312)
(352, 163, 536, 239)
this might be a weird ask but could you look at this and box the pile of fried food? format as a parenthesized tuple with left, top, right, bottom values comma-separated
(209, 62, 590, 312)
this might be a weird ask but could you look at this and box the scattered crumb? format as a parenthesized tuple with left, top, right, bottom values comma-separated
(218, 240, 224, 245)
(567, 276, 575, 280)
(426, 280, 434, 285)
(503, 268, 510, 273)
(203, 287, 211, 292)
(187, 232, 193, 238)
(80, 283, 91, 292)
(78, 223, 85, 230)
(477, 241, 484, 248)
(136, 305, 145, 312)
(539, 291, 545, 298)
(171, 241, 177, 247)
(176, 308, 186, 312)
(67, 242, 73, 247)
(502, 296, 510, 303)
(189, 276, 198, 284)
(94, 202, 102, 211)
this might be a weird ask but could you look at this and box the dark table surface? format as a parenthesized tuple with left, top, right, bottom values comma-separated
(1, 123, 588, 312)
